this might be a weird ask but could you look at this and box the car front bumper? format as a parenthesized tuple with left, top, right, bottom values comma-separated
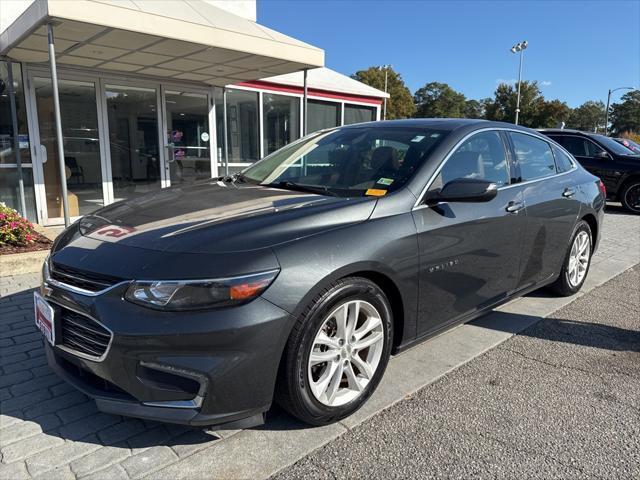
(42, 281, 294, 427)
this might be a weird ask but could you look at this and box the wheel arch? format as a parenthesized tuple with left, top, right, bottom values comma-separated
(580, 213, 598, 252)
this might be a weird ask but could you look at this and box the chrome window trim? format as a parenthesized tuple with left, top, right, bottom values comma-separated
(412, 127, 578, 209)
(46, 297, 114, 363)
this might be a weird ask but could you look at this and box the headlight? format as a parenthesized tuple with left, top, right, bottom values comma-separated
(124, 270, 279, 311)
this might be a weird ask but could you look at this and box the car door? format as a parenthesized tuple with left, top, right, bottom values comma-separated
(549, 135, 618, 192)
(508, 132, 581, 288)
(412, 130, 526, 337)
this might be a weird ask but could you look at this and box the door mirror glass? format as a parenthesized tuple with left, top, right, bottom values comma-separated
(427, 178, 497, 204)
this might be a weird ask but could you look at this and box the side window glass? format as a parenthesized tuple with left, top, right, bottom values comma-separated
(551, 145, 574, 173)
(585, 140, 605, 157)
(428, 131, 509, 192)
(510, 132, 556, 181)
(552, 136, 586, 157)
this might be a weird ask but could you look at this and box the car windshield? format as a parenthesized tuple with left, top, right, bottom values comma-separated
(242, 126, 449, 197)
(616, 138, 640, 153)
(592, 134, 640, 156)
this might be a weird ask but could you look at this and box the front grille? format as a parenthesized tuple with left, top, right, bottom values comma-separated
(50, 262, 122, 293)
(60, 307, 112, 359)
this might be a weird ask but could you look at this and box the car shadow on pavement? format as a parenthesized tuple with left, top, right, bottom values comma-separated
(473, 311, 640, 353)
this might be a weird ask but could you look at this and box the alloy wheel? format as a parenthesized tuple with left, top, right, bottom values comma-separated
(567, 231, 590, 287)
(308, 300, 385, 407)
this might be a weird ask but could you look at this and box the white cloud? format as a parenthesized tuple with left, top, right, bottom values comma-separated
(541, 80, 553, 86)
(495, 78, 516, 85)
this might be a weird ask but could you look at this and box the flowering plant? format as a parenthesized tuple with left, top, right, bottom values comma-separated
(0, 202, 36, 246)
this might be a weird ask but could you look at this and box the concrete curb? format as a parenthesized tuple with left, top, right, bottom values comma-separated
(0, 250, 48, 277)
(148, 252, 639, 480)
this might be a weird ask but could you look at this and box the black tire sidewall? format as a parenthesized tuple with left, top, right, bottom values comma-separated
(561, 221, 593, 294)
(621, 181, 640, 214)
(292, 279, 393, 424)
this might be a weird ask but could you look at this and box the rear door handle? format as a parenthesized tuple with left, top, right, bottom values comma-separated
(562, 188, 576, 198)
(506, 201, 525, 213)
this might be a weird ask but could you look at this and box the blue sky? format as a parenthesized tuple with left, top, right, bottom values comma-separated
(258, 0, 640, 107)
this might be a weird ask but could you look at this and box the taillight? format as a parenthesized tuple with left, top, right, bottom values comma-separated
(597, 179, 606, 198)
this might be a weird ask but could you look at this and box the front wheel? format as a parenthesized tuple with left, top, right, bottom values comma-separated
(620, 181, 640, 214)
(276, 277, 393, 425)
(549, 220, 592, 296)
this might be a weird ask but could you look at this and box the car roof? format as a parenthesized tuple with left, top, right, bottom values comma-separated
(538, 128, 599, 136)
(342, 118, 536, 133)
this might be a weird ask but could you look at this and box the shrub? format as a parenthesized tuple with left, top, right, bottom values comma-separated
(0, 203, 36, 246)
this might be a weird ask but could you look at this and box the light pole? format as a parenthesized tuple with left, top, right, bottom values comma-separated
(604, 86, 635, 135)
(378, 65, 392, 120)
(510, 40, 528, 125)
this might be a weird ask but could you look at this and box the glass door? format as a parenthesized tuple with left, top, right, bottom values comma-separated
(31, 76, 106, 223)
(104, 84, 162, 203)
(163, 89, 212, 185)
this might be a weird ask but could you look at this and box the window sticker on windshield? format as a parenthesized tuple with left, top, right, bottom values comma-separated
(366, 188, 387, 196)
(377, 178, 394, 186)
(411, 135, 425, 142)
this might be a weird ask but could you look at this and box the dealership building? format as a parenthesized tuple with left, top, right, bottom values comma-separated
(0, 0, 387, 225)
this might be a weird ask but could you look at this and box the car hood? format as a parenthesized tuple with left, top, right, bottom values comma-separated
(77, 181, 377, 254)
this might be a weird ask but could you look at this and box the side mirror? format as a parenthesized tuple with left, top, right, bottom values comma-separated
(595, 150, 610, 159)
(426, 178, 498, 204)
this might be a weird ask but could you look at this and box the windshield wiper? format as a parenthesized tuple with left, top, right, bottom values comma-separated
(265, 181, 337, 197)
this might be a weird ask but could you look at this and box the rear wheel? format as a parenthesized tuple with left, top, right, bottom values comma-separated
(276, 277, 393, 425)
(620, 180, 640, 214)
(549, 220, 592, 296)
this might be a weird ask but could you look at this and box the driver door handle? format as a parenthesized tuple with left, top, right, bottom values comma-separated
(562, 188, 576, 198)
(506, 201, 525, 214)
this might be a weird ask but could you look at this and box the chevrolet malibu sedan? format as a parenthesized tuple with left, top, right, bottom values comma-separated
(37, 119, 605, 427)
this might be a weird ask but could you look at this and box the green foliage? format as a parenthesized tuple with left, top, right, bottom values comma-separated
(464, 98, 492, 119)
(413, 82, 467, 118)
(0, 203, 36, 246)
(484, 81, 546, 127)
(352, 67, 416, 119)
(566, 101, 605, 132)
(534, 99, 572, 129)
(610, 90, 640, 135)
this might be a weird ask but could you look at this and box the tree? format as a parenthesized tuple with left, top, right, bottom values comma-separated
(464, 98, 492, 119)
(534, 99, 572, 128)
(413, 82, 467, 118)
(610, 90, 640, 134)
(484, 81, 545, 127)
(352, 67, 415, 119)
(566, 101, 605, 132)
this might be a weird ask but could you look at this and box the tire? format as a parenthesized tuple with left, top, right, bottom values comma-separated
(275, 277, 393, 426)
(620, 180, 640, 214)
(549, 220, 593, 296)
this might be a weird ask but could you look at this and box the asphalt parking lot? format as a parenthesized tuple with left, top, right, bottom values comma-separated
(0, 206, 638, 480)
(274, 264, 640, 480)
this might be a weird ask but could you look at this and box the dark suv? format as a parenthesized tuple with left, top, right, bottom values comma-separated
(540, 129, 640, 213)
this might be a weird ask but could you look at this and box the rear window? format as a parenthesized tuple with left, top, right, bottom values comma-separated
(510, 132, 556, 181)
(551, 145, 574, 173)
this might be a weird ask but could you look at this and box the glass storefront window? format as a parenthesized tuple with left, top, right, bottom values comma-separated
(34, 77, 104, 219)
(344, 104, 376, 125)
(105, 85, 161, 202)
(165, 90, 211, 185)
(263, 93, 300, 156)
(0, 167, 36, 220)
(0, 61, 36, 220)
(224, 89, 259, 173)
(307, 99, 341, 134)
(1, 61, 32, 165)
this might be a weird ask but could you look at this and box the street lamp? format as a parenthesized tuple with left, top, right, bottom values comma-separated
(510, 40, 528, 125)
(378, 65, 392, 120)
(604, 86, 636, 135)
